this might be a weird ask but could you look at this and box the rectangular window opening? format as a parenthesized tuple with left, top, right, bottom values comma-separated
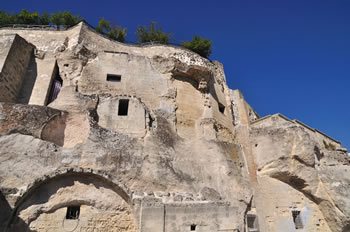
(247, 214, 259, 231)
(107, 74, 121, 82)
(66, 206, 80, 220)
(218, 102, 225, 114)
(292, 210, 303, 229)
(118, 99, 129, 116)
(190, 224, 197, 231)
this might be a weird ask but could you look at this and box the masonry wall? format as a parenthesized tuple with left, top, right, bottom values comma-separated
(164, 203, 241, 232)
(140, 200, 243, 232)
(0, 34, 33, 102)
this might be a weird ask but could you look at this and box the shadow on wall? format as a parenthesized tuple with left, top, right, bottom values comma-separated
(0, 191, 30, 232)
(17, 55, 37, 104)
(0, 191, 12, 230)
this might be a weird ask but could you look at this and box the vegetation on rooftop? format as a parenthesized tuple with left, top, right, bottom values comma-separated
(0, 10, 213, 58)
(96, 18, 126, 42)
(136, 22, 170, 44)
(0, 10, 81, 28)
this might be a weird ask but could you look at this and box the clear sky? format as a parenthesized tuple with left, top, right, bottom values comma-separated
(1, 0, 349, 149)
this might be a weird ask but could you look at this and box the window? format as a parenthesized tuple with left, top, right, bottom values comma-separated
(292, 210, 303, 229)
(190, 224, 197, 231)
(107, 74, 121, 82)
(218, 102, 225, 114)
(47, 66, 63, 105)
(118, 99, 129, 116)
(247, 214, 259, 232)
(66, 206, 80, 220)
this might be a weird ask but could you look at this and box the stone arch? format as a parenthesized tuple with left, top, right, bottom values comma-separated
(7, 168, 136, 232)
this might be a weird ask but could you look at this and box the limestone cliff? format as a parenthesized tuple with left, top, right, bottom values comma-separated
(0, 22, 348, 232)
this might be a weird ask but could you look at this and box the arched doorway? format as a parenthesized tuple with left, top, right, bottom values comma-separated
(7, 169, 137, 232)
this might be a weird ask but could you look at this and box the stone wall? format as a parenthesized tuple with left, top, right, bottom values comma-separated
(0, 34, 34, 102)
(27, 58, 57, 105)
(97, 96, 147, 137)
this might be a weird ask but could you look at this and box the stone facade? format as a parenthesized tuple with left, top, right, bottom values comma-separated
(0, 22, 349, 232)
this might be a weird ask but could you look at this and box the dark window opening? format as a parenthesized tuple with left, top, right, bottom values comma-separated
(247, 215, 256, 228)
(66, 206, 80, 220)
(292, 210, 303, 229)
(218, 102, 225, 114)
(190, 224, 197, 231)
(247, 214, 259, 231)
(107, 74, 121, 82)
(148, 114, 155, 128)
(47, 65, 63, 105)
(118, 99, 129, 116)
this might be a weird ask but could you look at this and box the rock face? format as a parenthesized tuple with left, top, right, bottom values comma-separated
(0, 22, 349, 232)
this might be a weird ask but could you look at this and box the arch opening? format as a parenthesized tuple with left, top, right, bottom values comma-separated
(7, 170, 137, 232)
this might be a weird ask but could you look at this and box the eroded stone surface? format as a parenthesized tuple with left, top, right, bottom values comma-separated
(0, 22, 348, 232)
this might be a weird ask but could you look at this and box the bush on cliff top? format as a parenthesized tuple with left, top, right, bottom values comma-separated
(0, 10, 213, 58)
(182, 36, 212, 58)
(136, 22, 170, 44)
(96, 18, 126, 43)
(0, 10, 80, 27)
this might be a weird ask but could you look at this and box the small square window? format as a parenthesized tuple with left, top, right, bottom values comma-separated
(190, 224, 196, 231)
(66, 206, 80, 220)
(118, 99, 129, 116)
(218, 102, 225, 114)
(107, 74, 121, 82)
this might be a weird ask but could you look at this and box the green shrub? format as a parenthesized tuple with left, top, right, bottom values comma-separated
(136, 22, 170, 44)
(50, 12, 81, 27)
(108, 27, 127, 42)
(182, 36, 212, 58)
(96, 18, 111, 34)
(96, 18, 126, 42)
(16, 10, 40, 24)
(0, 10, 80, 28)
(39, 12, 50, 25)
(0, 11, 13, 26)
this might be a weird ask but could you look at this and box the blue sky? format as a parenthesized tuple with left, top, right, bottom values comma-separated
(1, 0, 349, 149)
